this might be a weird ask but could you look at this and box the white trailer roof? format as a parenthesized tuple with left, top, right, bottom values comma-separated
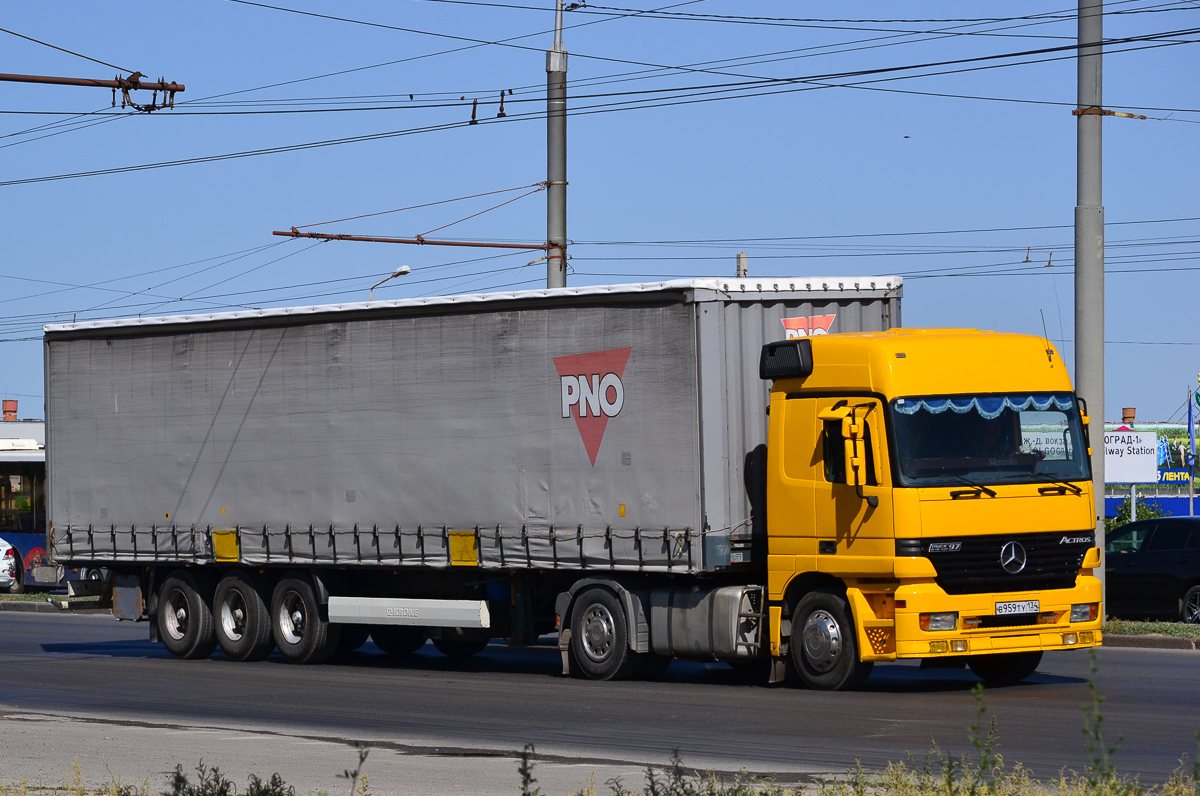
(44, 277, 902, 334)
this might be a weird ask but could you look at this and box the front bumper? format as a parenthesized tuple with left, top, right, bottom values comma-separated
(850, 574, 1103, 661)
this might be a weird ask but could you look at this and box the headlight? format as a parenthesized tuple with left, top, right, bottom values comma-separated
(919, 612, 958, 631)
(1070, 603, 1099, 622)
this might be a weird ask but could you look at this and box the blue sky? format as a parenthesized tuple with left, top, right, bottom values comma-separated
(1, 1, 1198, 420)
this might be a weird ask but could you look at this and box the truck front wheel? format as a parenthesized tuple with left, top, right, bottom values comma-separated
(968, 651, 1042, 684)
(157, 571, 217, 660)
(569, 587, 645, 680)
(790, 589, 873, 691)
(213, 572, 274, 662)
(270, 576, 341, 665)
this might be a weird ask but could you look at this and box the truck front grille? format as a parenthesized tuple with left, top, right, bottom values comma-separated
(898, 531, 1094, 595)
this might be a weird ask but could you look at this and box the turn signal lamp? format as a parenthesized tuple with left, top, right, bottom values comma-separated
(1070, 603, 1099, 622)
(919, 612, 958, 631)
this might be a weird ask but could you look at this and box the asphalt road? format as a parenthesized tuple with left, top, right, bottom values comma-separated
(2, 612, 1199, 794)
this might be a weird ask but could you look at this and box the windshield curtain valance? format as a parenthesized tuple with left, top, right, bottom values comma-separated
(893, 394, 1074, 420)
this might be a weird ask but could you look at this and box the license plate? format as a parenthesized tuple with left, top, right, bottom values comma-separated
(995, 600, 1039, 615)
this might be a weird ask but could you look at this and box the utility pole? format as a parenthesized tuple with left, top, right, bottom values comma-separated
(546, 0, 568, 289)
(1075, 0, 1105, 577)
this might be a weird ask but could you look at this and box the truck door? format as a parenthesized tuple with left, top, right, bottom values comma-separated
(812, 397, 894, 565)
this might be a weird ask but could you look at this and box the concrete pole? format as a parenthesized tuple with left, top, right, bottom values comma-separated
(736, 252, 748, 278)
(546, 0, 568, 289)
(1075, 0, 1105, 578)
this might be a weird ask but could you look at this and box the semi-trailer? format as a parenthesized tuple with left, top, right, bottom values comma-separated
(42, 277, 1102, 689)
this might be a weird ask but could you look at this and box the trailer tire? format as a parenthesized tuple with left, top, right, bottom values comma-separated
(335, 625, 371, 655)
(213, 572, 274, 662)
(371, 626, 428, 656)
(790, 588, 873, 691)
(569, 586, 645, 681)
(968, 651, 1042, 685)
(157, 571, 217, 660)
(271, 576, 341, 665)
(433, 634, 490, 658)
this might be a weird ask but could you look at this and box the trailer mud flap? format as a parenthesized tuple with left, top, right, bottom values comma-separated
(112, 574, 145, 621)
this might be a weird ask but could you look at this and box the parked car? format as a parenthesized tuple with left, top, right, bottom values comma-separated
(1, 536, 18, 593)
(1105, 517, 1200, 623)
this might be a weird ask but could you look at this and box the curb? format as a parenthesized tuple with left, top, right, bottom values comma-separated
(0, 601, 60, 613)
(1103, 633, 1198, 650)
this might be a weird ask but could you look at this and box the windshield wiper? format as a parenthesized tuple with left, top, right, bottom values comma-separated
(1033, 477, 1083, 496)
(950, 475, 997, 498)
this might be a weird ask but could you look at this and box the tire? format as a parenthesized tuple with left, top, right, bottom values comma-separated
(371, 626, 428, 656)
(6, 548, 25, 595)
(270, 576, 341, 665)
(789, 588, 873, 691)
(157, 571, 218, 660)
(1180, 586, 1200, 624)
(569, 587, 645, 681)
(968, 651, 1043, 684)
(335, 624, 371, 655)
(433, 633, 491, 658)
(213, 571, 274, 662)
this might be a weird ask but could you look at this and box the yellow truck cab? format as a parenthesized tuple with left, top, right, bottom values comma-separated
(761, 328, 1103, 689)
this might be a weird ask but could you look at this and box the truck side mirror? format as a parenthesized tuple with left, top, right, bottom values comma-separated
(841, 408, 879, 508)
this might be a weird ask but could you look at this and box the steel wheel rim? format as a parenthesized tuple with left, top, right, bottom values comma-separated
(1185, 591, 1200, 625)
(221, 589, 248, 642)
(164, 588, 190, 641)
(581, 603, 615, 662)
(802, 609, 843, 673)
(278, 591, 306, 645)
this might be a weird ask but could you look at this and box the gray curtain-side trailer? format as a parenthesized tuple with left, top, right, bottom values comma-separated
(44, 277, 901, 673)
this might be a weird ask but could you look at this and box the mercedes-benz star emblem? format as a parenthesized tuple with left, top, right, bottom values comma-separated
(1000, 541, 1027, 574)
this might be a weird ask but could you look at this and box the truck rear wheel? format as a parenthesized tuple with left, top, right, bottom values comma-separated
(569, 587, 645, 680)
(213, 572, 274, 662)
(270, 576, 341, 665)
(790, 588, 873, 691)
(157, 571, 217, 660)
(968, 651, 1042, 684)
(371, 626, 428, 656)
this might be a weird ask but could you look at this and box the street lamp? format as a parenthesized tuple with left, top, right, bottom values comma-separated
(369, 266, 411, 301)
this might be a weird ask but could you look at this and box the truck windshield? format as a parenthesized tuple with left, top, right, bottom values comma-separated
(890, 393, 1090, 487)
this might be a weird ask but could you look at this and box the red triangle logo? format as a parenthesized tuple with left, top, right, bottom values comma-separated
(553, 347, 632, 466)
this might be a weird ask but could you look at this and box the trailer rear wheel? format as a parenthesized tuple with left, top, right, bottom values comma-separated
(790, 589, 873, 691)
(157, 572, 217, 660)
(213, 572, 274, 662)
(270, 576, 341, 665)
(968, 651, 1042, 684)
(433, 633, 490, 658)
(371, 626, 428, 656)
(335, 625, 371, 655)
(569, 587, 645, 680)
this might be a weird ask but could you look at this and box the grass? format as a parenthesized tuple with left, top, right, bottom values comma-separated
(1103, 620, 1200, 640)
(0, 591, 99, 603)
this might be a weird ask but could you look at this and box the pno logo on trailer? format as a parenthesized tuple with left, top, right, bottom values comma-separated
(781, 314, 836, 339)
(553, 347, 632, 466)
